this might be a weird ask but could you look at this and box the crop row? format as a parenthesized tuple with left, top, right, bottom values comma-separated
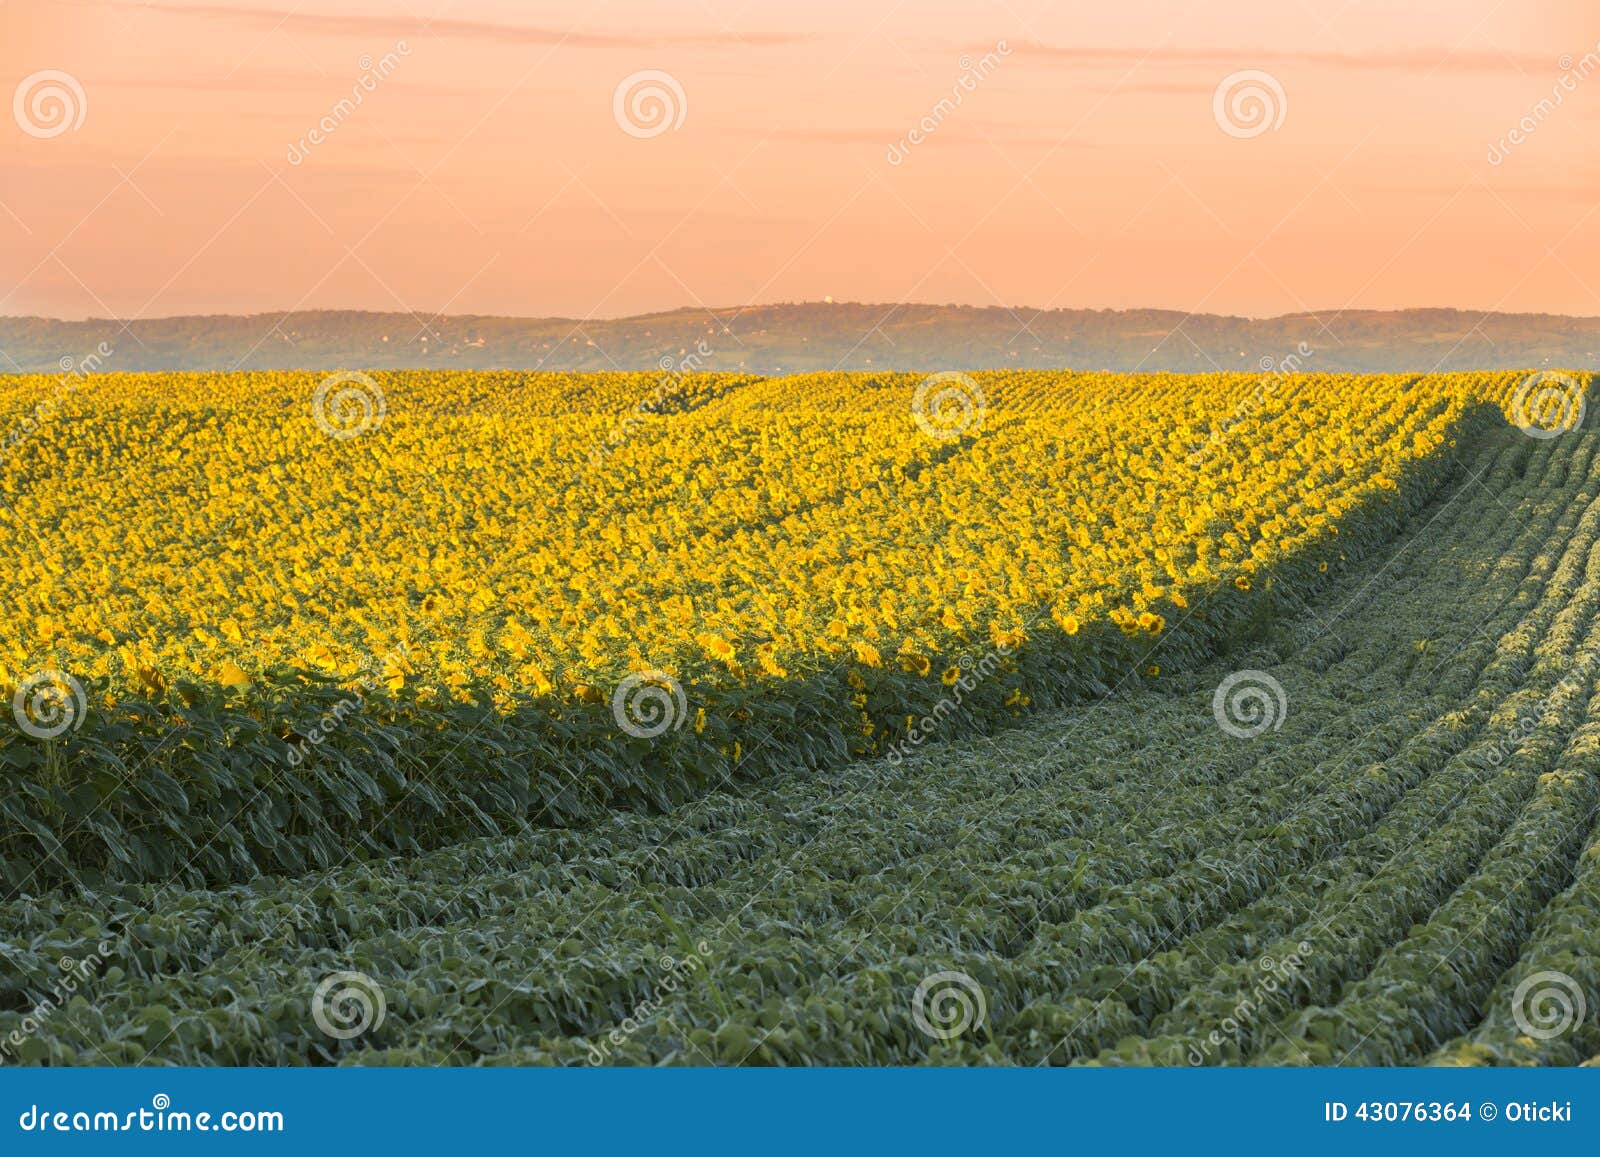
(1088, 433, 1600, 1063)
(0, 376, 1498, 888)
(5, 428, 1598, 1064)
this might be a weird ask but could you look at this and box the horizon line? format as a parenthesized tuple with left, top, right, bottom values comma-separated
(8, 302, 1600, 326)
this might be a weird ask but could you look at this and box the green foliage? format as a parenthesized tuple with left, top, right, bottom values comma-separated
(0, 409, 1471, 893)
(10, 422, 1600, 1066)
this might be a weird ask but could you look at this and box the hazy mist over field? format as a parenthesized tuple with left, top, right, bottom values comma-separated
(5, 304, 1598, 375)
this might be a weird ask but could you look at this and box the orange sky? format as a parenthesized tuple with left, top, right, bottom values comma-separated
(3, 0, 1599, 321)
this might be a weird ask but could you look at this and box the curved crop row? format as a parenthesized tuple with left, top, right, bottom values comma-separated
(7, 420, 1599, 1064)
(0, 370, 1528, 887)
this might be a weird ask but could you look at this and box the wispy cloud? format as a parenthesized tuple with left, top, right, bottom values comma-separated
(751, 124, 1103, 149)
(94, 71, 512, 98)
(1015, 42, 1560, 75)
(65, 0, 805, 48)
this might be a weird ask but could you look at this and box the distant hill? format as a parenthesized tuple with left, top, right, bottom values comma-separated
(3, 304, 1597, 375)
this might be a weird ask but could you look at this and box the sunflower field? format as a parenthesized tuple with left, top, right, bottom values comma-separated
(4, 364, 1600, 1065)
(0, 367, 1569, 889)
